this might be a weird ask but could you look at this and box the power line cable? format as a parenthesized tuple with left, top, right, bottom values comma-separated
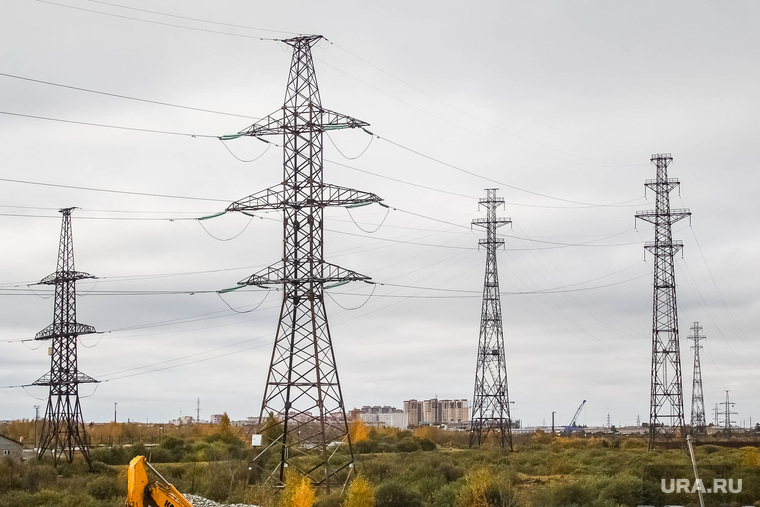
(0, 176, 230, 203)
(0, 110, 218, 138)
(370, 130, 643, 208)
(36, 0, 283, 41)
(0, 71, 259, 119)
(87, 0, 298, 36)
(330, 41, 640, 169)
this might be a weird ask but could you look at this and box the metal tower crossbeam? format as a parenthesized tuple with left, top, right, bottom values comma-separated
(469, 188, 514, 451)
(635, 154, 691, 449)
(688, 322, 707, 435)
(33, 207, 96, 468)
(226, 35, 381, 491)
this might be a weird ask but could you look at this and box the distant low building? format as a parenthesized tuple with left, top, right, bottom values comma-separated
(169, 415, 195, 426)
(359, 411, 408, 430)
(0, 434, 23, 460)
(209, 414, 223, 424)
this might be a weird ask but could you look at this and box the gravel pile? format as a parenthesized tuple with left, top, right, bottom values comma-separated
(182, 493, 260, 507)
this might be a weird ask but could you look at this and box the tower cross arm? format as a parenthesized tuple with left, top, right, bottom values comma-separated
(228, 184, 381, 212)
(321, 183, 382, 207)
(472, 217, 511, 228)
(32, 371, 98, 386)
(38, 270, 96, 285)
(227, 186, 286, 212)
(237, 261, 370, 287)
(35, 322, 97, 340)
(634, 208, 691, 225)
(232, 107, 369, 138)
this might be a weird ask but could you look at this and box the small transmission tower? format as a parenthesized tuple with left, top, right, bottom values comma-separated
(469, 188, 513, 451)
(33, 208, 97, 467)
(688, 322, 707, 435)
(635, 153, 691, 449)
(225, 35, 381, 489)
(719, 390, 737, 434)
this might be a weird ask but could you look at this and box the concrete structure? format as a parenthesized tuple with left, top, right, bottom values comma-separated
(404, 398, 469, 427)
(0, 434, 23, 460)
(441, 399, 469, 424)
(403, 399, 424, 427)
(359, 411, 408, 430)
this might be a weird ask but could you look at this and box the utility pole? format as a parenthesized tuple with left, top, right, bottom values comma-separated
(719, 390, 737, 434)
(33, 405, 40, 450)
(688, 322, 707, 435)
(635, 154, 691, 449)
(224, 35, 381, 491)
(33, 208, 97, 468)
(196, 398, 200, 423)
(469, 188, 513, 451)
(551, 411, 556, 435)
(114, 402, 117, 424)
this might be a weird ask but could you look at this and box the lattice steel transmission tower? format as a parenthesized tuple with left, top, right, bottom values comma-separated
(469, 188, 513, 451)
(224, 35, 381, 489)
(33, 208, 97, 467)
(635, 153, 691, 449)
(688, 322, 707, 435)
(719, 390, 737, 434)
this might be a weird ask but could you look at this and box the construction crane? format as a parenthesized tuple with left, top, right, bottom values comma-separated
(563, 400, 587, 433)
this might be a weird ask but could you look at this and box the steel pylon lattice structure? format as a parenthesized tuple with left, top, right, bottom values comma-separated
(225, 35, 381, 490)
(687, 322, 707, 435)
(469, 188, 513, 451)
(33, 208, 97, 467)
(635, 153, 691, 449)
(719, 390, 737, 433)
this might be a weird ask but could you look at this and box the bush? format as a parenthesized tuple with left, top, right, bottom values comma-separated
(396, 438, 421, 453)
(86, 475, 121, 500)
(374, 481, 422, 507)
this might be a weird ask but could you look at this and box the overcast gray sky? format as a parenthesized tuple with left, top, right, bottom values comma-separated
(1, 0, 758, 429)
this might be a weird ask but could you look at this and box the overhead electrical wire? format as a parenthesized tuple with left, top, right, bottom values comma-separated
(0, 72, 259, 120)
(0, 110, 220, 138)
(36, 0, 284, 41)
(328, 40, 641, 169)
(0, 176, 230, 203)
(368, 130, 644, 208)
(87, 0, 298, 36)
(50, 0, 636, 171)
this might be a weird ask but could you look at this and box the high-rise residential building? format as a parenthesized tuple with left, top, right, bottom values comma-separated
(404, 398, 469, 427)
(403, 399, 424, 427)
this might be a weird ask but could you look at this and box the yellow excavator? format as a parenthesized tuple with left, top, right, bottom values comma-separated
(126, 455, 195, 507)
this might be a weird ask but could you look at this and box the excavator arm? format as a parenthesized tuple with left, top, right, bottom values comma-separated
(126, 455, 195, 507)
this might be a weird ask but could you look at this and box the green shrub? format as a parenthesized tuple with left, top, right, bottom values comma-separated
(374, 480, 422, 507)
(396, 438, 421, 453)
(86, 474, 121, 500)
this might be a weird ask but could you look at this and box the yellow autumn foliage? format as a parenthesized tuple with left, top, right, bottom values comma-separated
(349, 419, 370, 443)
(343, 475, 375, 507)
(281, 471, 315, 507)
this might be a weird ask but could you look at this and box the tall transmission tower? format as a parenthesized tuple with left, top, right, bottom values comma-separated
(469, 188, 513, 451)
(33, 208, 97, 467)
(225, 35, 381, 490)
(719, 390, 737, 434)
(687, 322, 707, 435)
(635, 153, 691, 449)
